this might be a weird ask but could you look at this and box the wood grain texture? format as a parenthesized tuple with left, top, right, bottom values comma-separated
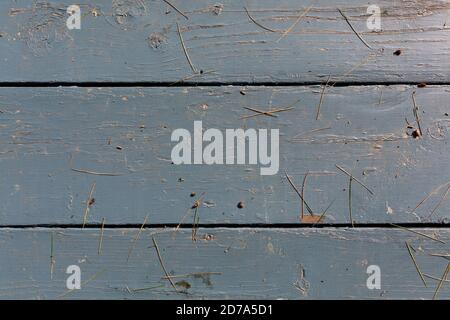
(0, 227, 448, 299)
(0, 0, 449, 83)
(0, 86, 449, 225)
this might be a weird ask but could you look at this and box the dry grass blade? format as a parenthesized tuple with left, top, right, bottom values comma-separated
(428, 185, 450, 219)
(162, 0, 188, 19)
(152, 237, 178, 292)
(50, 232, 55, 280)
(71, 168, 123, 176)
(411, 182, 449, 214)
(284, 171, 314, 215)
(329, 52, 379, 86)
(348, 175, 354, 227)
(129, 284, 165, 293)
(58, 269, 107, 298)
(127, 214, 149, 262)
(405, 241, 427, 287)
(244, 7, 277, 32)
(242, 106, 278, 118)
(429, 253, 450, 259)
(337, 8, 372, 50)
(433, 263, 450, 299)
(277, 1, 316, 42)
(192, 206, 200, 241)
(98, 217, 105, 255)
(424, 273, 450, 283)
(390, 224, 445, 244)
(411, 91, 423, 137)
(313, 199, 336, 226)
(82, 182, 96, 228)
(301, 172, 309, 220)
(177, 22, 197, 74)
(162, 272, 222, 279)
(316, 75, 331, 120)
(335, 164, 374, 195)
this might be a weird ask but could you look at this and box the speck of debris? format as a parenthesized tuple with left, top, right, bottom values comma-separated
(417, 83, 427, 88)
(178, 178, 185, 182)
(148, 32, 166, 49)
(445, 113, 449, 116)
(116, 146, 123, 150)
(237, 201, 245, 209)
(91, 8, 100, 17)
(190, 192, 196, 197)
(211, 3, 224, 15)
(203, 234, 214, 241)
(88, 198, 95, 206)
(411, 129, 421, 139)
(200, 104, 208, 110)
(240, 90, 246, 95)
(175, 280, 191, 291)
(393, 49, 402, 56)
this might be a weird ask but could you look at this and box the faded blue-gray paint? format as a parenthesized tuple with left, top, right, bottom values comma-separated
(0, 86, 448, 225)
(0, 0, 449, 83)
(0, 228, 448, 299)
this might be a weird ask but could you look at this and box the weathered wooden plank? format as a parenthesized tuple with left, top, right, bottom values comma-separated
(0, 0, 449, 83)
(0, 227, 448, 299)
(0, 86, 449, 225)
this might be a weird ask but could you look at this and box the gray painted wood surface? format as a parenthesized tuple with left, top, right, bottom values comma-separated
(0, 0, 449, 83)
(0, 86, 449, 225)
(1, 0, 449, 301)
(0, 227, 448, 299)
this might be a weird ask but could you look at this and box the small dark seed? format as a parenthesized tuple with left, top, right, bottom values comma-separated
(190, 192, 196, 197)
(88, 198, 95, 206)
(445, 113, 448, 116)
(116, 146, 123, 150)
(240, 90, 246, 95)
(237, 201, 245, 209)
(393, 49, 402, 56)
(412, 129, 421, 139)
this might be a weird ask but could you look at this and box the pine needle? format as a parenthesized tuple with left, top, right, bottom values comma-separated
(162, 0, 188, 20)
(433, 263, 450, 300)
(152, 237, 178, 292)
(284, 170, 314, 215)
(244, 7, 277, 33)
(391, 224, 445, 244)
(82, 182, 96, 228)
(98, 217, 105, 255)
(337, 8, 372, 50)
(127, 214, 149, 262)
(177, 22, 197, 74)
(277, 1, 316, 42)
(405, 241, 427, 287)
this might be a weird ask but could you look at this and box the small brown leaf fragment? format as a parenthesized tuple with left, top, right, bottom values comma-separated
(301, 215, 322, 223)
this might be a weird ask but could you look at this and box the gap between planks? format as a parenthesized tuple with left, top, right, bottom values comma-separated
(1, 223, 450, 230)
(1, 81, 450, 88)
